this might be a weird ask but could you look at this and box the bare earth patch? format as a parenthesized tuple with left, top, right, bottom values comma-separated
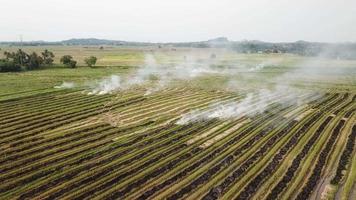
(199, 118, 251, 148)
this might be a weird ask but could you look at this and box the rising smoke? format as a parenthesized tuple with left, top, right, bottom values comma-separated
(54, 82, 75, 89)
(64, 47, 346, 124)
(176, 86, 313, 125)
(176, 46, 350, 124)
(88, 75, 121, 95)
(88, 53, 225, 95)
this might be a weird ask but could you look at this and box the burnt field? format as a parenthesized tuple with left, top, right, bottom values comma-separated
(0, 88, 355, 200)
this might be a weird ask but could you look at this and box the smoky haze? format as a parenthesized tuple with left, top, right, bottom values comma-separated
(0, 0, 355, 43)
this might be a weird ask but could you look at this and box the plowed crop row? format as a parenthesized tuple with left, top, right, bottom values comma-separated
(0, 90, 355, 200)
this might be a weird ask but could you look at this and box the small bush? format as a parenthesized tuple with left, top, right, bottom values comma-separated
(60, 55, 77, 68)
(0, 60, 22, 72)
(84, 56, 97, 67)
(69, 60, 77, 68)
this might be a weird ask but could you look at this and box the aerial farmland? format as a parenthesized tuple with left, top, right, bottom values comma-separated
(1, 0, 356, 199)
(0, 46, 355, 200)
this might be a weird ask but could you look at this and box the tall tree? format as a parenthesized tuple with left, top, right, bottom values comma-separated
(14, 49, 29, 66)
(27, 52, 43, 70)
(41, 49, 55, 65)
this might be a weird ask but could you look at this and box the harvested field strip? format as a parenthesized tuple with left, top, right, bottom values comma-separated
(311, 111, 355, 200)
(119, 93, 223, 124)
(295, 119, 346, 200)
(192, 93, 342, 199)
(1, 88, 355, 200)
(0, 123, 110, 163)
(0, 94, 128, 133)
(0, 93, 137, 132)
(0, 93, 113, 126)
(111, 95, 240, 141)
(263, 96, 349, 200)
(1, 93, 225, 198)
(94, 119, 264, 200)
(0, 89, 211, 134)
(264, 116, 335, 200)
(226, 94, 352, 199)
(338, 130, 356, 200)
(250, 97, 349, 200)
(279, 93, 352, 199)
(0, 96, 146, 144)
(155, 106, 292, 199)
(191, 102, 318, 200)
(345, 107, 356, 118)
(331, 124, 356, 185)
(187, 121, 232, 145)
(0, 91, 89, 118)
(127, 119, 255, 199)
(3, 121, 111, 150)
(0, 119, 175, 195)
(0, 122, 155, 184)
(0, 89, 67, 103)
(1, 121, 153, 170)
(199, 119, 251, 148)
(0, 93, 85, 120)
(102, 88, 194, 114)
(0, 120, 158, 195)
(0, 90, 106, 114)
(112, 94, 233, 135)
(61, 120, 231, 200)
(0, 90, 206, 147)
(333, 94, 355, 115)
(94, 92, 210, 125)
(129, 112, 288, 199)
(132, 112, 296, 199)
(1, 92, 221, 165)
(12, 121, 218, 199)
(118, 92, 221, 120)
(0, 90, 78, 108)
(0, 88, 59, 101)
(115, 89, 218, 116)
(202, 120, 303, 199)
(0, 96, 112, 129)
(131, 94, 332, 200)
(159, 94, 325, 199)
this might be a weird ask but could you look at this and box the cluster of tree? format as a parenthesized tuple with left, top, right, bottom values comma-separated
(1, 48, 98, 72)
(59, 55, 97, 68)
(0, 49, 54, 72)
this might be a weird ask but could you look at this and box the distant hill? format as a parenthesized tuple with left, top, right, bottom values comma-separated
(1, 37, 356, 59)
(62, 38, 125, 45)
(60, 38, 152, 46)
(0, 38, 152, 46)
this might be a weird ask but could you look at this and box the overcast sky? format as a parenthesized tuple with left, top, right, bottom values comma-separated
(1, 0, 355, 42)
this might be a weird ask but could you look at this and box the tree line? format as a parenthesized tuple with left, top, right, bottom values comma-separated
(0, 49, 97, 72)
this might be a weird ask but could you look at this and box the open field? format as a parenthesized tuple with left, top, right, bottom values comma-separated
(0, 47, 355, 200)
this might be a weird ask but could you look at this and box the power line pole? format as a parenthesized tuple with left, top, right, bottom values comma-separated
(19, 34, 23, 66)
(20, 34, 23, 47)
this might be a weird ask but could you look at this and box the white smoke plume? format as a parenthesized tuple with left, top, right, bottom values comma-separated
(54, 82, 75, 89)
(248, 63, 266, 72)
(88, 75, 121, 95)
(88, 53, 225, 95)
(176, 86, 315, 125)
(176, 51, 341, 125)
